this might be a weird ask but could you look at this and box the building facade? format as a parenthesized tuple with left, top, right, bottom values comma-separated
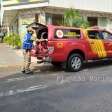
(1, 0, 112, 38)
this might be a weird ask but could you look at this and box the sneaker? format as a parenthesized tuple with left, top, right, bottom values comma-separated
(25, 70, 33, 74)
(21, 70, 25, 73)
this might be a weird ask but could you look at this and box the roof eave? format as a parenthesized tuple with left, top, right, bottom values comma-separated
(4, 2, 49, 11)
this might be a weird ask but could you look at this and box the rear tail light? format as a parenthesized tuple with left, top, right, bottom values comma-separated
(48, 46, 54, 54)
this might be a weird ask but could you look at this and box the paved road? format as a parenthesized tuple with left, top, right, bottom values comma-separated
(0, 60, 112, 112)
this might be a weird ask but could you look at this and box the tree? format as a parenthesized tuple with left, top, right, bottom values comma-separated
(63, 8, 89, 28)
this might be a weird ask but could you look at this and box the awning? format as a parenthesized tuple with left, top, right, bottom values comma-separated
(26, 22, 47, 29)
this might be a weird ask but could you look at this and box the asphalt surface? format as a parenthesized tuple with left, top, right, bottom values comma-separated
(1, 61, 112, 112)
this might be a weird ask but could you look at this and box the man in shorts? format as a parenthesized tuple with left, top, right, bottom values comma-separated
(22, 27, 34, 74)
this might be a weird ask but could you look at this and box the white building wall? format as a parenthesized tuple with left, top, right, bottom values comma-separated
(107, 19, 112, 28)
(98, 17, 107, 27)
(49, 0, 112, 13)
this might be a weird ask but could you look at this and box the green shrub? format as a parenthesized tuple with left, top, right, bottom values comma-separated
(63, 8, 90, 28)
(4, 33, 22, 48)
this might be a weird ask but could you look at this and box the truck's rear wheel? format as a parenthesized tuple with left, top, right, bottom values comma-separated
(67, 53, 83, 72)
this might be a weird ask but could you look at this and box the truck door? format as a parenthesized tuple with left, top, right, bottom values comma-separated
(87, 30, 107, 59)
(102, 31, 112, 57)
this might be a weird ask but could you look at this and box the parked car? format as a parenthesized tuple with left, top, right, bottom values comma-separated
(31, 23, 112, 72)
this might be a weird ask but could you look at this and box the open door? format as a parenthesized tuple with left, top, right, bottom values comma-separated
(26, 22, 48, 39)
(29, 22, 48, 60)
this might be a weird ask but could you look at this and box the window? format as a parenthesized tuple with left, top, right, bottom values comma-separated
(87, 17, 98, 26)
(88, 30, 101, 39)
(88, 30, 112, 40)
(55, 29, 81, 39)
(52, 14, 63, 25)
(102, 31, 112, 40)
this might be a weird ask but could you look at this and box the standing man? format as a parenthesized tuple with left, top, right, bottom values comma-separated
(0, 32, 4, 43)
(22, 27, 34, 74)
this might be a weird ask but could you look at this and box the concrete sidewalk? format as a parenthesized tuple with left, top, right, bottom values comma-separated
(0, 43, 39, 78)
(0, 43, 37, 68)
(0, 43, 23, 67)
(0, 43, 23, 78)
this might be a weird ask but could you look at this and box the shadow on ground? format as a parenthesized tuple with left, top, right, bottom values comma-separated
(0, 59, 112, 80)
(83, 60, 112, 69)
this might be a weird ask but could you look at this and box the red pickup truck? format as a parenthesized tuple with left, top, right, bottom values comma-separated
(31, 23, 112, 72)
